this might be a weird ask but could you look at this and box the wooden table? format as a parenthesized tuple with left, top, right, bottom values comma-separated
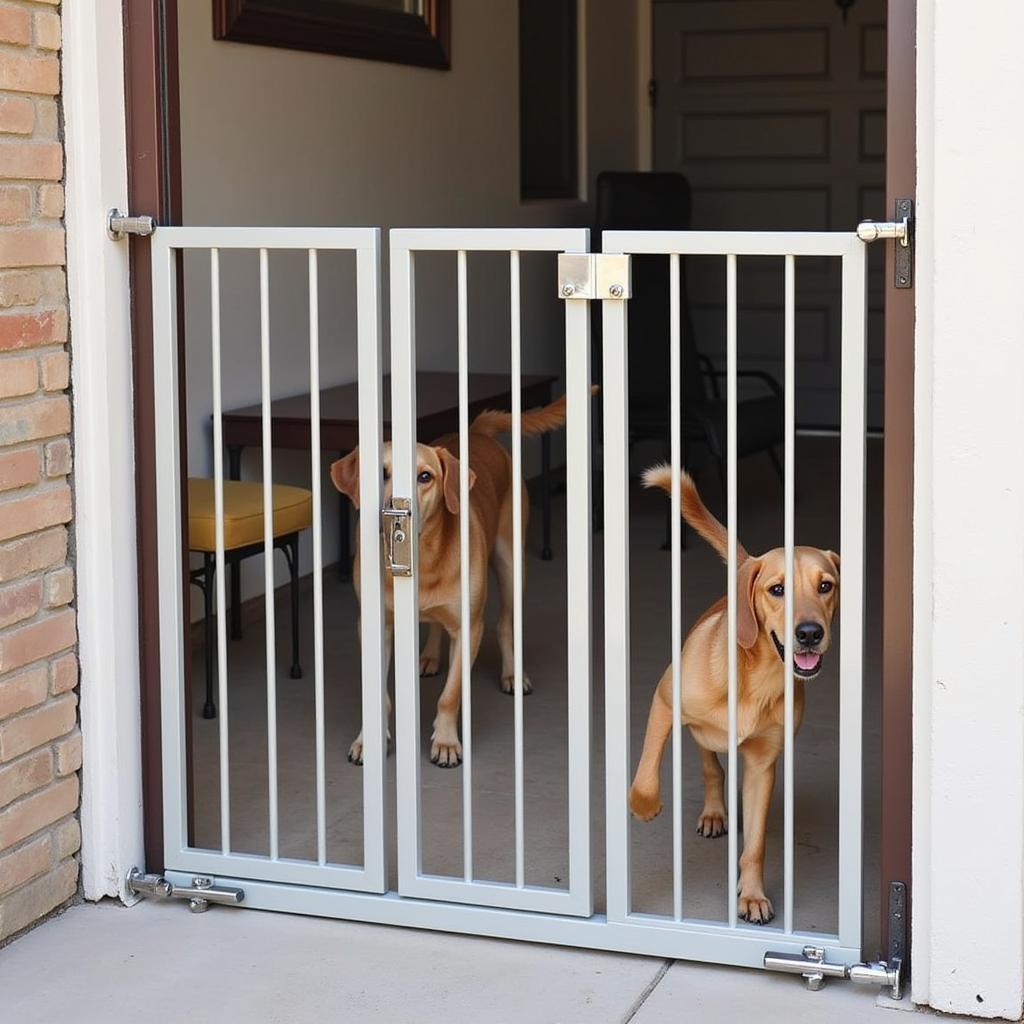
(219, 372, 558, 632)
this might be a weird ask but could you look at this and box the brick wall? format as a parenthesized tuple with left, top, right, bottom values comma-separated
(0, 0, 79, 943)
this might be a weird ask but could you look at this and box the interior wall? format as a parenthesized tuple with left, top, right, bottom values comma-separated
(176, 0, 638, 601)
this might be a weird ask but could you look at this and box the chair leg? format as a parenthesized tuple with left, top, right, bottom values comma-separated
(286, 533, 303, 680)
(202, 554, 217, 719)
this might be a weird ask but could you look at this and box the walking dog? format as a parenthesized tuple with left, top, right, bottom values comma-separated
(330, 393, 572, 769)
(629, 466, 840, 924)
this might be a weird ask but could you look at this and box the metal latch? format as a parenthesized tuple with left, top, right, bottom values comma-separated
(763, 946, 903, 1000)
(558, 253, 631, 300)
(107, 208, 157, 240)
(382, 498, 413, 577)
(125, 867, 244, 914)
(856, 197, 914, 288)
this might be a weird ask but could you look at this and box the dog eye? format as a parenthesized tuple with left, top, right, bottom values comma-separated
(417, 470, 433, 484)
(818, 580, 834, 594)
(768, 583, 784, 598)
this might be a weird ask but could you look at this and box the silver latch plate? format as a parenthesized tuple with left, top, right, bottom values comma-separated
(557, 254, 632, 300)
(382, 498, 413, 577)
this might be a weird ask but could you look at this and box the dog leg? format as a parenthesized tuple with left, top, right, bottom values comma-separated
(629, 684, 673, 820)
(696, 747, 728, 838)
(736, 737, 778, 924)
(348, 621, 393, 765)
(493, 523, 532, 696)
(430, 618, 483, 768)
(420, 623, 443, 677)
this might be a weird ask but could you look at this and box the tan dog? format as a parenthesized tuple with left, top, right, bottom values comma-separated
(330, 394, 572, 769)
(629, 466, 840, 924)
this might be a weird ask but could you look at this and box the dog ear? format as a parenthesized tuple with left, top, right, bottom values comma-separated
(736, 557, 763, 650)
(329, 449, 360, 509)
(826, 550, 841, 575)
(436, 447, 476, 515)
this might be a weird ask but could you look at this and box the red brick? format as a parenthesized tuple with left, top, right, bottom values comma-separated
(0, 833, 50, 896)
(0, 692, 75, 762)
(34, 99, 56, 139)
(53, 816, 79, 860)
(0, 7, 31, 47)
(49, 652, 76, 695)
(0, 395, 69, 444)
(54, 731, 80, 776)
(0, 52, 59, 96)
(0, 141, 61, 181)
(0, 855, 77, 940)
(0, 526, 65, 581)
(0, 447, 39, 492)
(42, 565, 70, 607)
(33, 10, 59, 51)
(0, 354, 35, 397)
(0, 747, 51, 806)
(42, 437, 69, 478)
(0, 228, 64, 268)
(0, 96, 32, 136)
(0, 185, 29, 224)
(0, 269, 43, 308)
(0, 309, 65, 352)
(0, 575, 41, 628)
(0, 775, 76, 853)
(0, 664, 46, 718)
(36, 183, 62, 219)
(39, 349, 67, 390)
(0, 606, 75, 674)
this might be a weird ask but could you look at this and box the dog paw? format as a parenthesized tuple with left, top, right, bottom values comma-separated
(628, 784, 662, 822)
(695, 810, 727, 838)
(347, 738, 364, 766)
(738, 893, 774, 925)
(500, 673, 533, 696)
(419, 655, 440, 677)
(429, 737, 463, 769)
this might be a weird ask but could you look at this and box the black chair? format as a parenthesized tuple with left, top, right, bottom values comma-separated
(592, 172, 783, 545)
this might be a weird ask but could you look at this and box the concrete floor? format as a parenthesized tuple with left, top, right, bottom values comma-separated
(0, 900, 922, 1024)
(187, 437, 881, 951)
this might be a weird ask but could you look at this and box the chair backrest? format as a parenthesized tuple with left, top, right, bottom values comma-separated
(594, 172, 706, 411)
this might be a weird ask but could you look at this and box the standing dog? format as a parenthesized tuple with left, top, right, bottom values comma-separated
(629, 466, 840, 924)
(330, 394, 572, 768)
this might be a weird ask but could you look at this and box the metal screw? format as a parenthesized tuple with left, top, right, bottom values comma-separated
(561, 283, 575, 297)
(898, 276, 908, 285)
(609, 284, 624, 298)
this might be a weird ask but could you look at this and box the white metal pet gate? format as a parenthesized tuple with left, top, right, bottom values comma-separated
(142, 223, 890, 983)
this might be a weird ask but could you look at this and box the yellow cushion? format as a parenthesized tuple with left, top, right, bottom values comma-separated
(188, 478, 312, 552)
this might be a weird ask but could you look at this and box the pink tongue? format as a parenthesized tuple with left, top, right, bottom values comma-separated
(795, 651, 821, 671)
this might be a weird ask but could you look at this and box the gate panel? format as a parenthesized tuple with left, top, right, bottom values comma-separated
(152, 226, 386, 891)
(389, 228, 592, 915)
(601, 230, 866, 961)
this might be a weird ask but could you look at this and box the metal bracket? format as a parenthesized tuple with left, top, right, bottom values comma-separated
(764, 945, 903, 1000)
(856, 197, 914, 289)
(887, 880, 908, 975)
(382, 498, 413, 577)
(125, 867, 244, 914)
(557, 253, 631, 300)
(107, 208, 156, 240)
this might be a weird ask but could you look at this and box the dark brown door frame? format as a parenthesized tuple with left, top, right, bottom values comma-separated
(124, 2, 917, 946)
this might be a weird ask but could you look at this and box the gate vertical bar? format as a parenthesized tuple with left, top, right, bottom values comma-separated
(783, 255, 796, 933)
(838, 240, 867, 949)
(210, 248, 231, 855)
(392, 238, 422, 890)
(456, 249, 473, 882)
(259, 247, 279, 861)
(510, 251, 526, 890)
(564, 262, 592, 912)
(308, 249, 327, 866)
(669, 253, 683, 922)
(603, 284, 631, 923)
(725, 253, 738, 928)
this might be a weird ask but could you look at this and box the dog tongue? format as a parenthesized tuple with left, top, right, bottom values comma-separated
(795, 651, 821, 672)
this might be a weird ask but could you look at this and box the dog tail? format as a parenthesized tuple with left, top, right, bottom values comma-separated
(642, 464, 750, 565)
(470, 386, 598, 438)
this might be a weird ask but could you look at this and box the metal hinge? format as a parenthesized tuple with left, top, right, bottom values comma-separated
(382, 498, 413, 577)
(557, 253, 631, 300)
(125, 867, 244, 913)
(107, 208, 157, 240)
(856, 197, 914, 288)
(764, 946, 903, 1000)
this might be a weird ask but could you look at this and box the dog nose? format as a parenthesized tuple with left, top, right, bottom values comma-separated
(795, 621, 824, 647)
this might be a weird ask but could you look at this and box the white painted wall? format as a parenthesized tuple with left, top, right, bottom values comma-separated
(913, 1, 1024, 1017)
(176, 0, 637, 605)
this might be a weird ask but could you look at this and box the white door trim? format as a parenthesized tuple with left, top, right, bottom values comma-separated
(63, 1, 144, 902)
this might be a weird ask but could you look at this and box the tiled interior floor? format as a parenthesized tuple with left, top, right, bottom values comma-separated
(187, 437, 881, 955)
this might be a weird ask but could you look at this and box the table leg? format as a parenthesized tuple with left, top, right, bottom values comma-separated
(338, 457, 352, 581)
(228, 445, 243, 640)
(541, 432, 553, 561)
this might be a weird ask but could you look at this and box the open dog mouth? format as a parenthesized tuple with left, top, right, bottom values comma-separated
(771, 631, 824, 678)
